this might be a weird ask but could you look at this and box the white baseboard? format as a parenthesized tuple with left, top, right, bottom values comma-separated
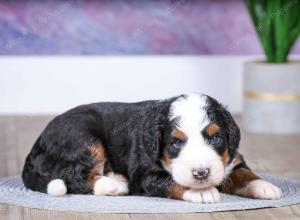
(0, 55, 280, 115)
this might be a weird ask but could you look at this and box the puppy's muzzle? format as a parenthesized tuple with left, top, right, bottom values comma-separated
(192, 168, 210, 181)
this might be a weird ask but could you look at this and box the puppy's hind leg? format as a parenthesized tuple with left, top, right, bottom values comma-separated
(93, 172, 129, 196)
(88, 143, 128, 196)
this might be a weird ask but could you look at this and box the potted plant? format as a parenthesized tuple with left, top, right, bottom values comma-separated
(242, 0, 300, 133)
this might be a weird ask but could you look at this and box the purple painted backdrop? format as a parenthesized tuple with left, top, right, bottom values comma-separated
(0, 0, 299, 55)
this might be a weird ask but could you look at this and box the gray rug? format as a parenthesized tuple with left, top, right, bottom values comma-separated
(0, 174, 300, 213)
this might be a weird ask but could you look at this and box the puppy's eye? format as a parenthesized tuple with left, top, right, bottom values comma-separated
(209, 136, 222, 146)
(171, 139, 184, 149)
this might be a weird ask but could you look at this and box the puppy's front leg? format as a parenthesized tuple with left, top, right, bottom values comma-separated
(219, 153, 282, 200)
(180, 187, 221, 203)
(141, 170, 220, 203)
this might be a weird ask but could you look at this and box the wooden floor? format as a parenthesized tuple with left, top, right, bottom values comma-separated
(0, 116, 300, 220)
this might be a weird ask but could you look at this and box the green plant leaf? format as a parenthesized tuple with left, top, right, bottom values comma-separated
(244, 0, 300, 63)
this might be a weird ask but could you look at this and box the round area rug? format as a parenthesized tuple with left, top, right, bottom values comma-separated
(0, 174, 300, 213)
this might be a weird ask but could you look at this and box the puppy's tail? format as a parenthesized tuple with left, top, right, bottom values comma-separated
(22, 161, 67, 196)
(21, 161, 50, 193)
(46, 179, 67, 196)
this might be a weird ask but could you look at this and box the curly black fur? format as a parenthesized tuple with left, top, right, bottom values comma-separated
(22, 94, 240, 198)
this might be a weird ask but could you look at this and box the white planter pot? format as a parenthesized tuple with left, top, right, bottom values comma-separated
(242, 61, 300, 134)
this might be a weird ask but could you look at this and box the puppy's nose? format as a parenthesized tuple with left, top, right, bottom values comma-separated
(192, 168, 210, 181)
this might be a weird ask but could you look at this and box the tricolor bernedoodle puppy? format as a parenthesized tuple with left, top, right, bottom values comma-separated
(22, 94, 282, 203)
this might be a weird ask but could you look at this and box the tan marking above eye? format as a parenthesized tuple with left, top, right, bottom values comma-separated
(206, 123, 220, 137)
(171, 128, 187, 141)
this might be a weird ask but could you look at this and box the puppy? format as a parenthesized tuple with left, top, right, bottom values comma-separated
(22, 94, 282, 203)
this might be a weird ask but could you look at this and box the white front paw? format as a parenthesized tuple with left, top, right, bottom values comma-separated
(183, 187, 220, 203)
(237, 179, 282, 200)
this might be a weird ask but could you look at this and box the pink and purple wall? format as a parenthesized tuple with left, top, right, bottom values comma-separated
(0, 0, 300, 55)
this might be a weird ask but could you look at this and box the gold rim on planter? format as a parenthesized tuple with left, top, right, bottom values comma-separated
(244, 91, 300, 102)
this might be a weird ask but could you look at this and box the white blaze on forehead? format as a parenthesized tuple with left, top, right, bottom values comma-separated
(169, 93, 213, 167)
(169, 94, 209, 134)
(168, 94, 225, 188)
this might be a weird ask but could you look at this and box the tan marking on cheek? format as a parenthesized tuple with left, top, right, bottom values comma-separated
(171, 128, 187, 141)
(206, 123, 220, 137)
(169, 182, 188, 200)
(162, 147, 172, 173)
(221, 148, 229, 166)
(162, 150, 172, 166)
(87, 143, 106, 189)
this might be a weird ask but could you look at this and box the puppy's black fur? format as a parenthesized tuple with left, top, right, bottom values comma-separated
(22, 95, 240, 197)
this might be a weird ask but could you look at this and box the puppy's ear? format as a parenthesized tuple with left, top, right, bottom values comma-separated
(221, 108, 241, 154)
(137, 105, 168, 161)
(139, 126, 162, 158)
